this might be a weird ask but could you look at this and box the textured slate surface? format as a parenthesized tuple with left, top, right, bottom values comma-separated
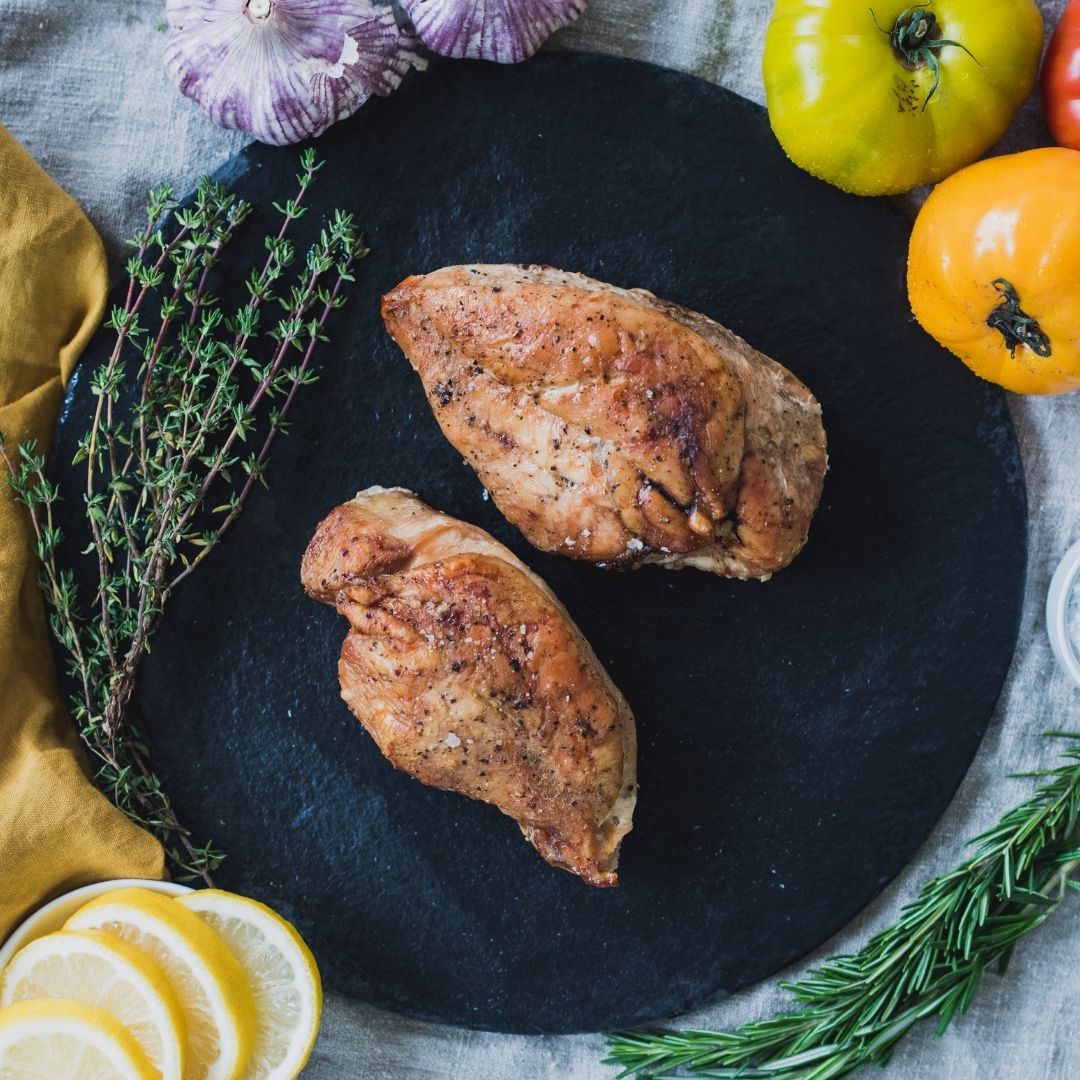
(50, 53, 1026, 1034)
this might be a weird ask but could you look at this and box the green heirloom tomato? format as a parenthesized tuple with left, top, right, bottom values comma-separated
(762, 0, 1043, 196)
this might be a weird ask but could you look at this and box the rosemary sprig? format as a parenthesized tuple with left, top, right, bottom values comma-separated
(606, 731, 1080, 1079)
(1, 149, 366, 883)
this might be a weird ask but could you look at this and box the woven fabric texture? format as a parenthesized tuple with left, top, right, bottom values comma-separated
(1, 1, 1076, 1075)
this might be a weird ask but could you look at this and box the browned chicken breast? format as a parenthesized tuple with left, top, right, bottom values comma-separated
(301, 487, 636, 887)
(382, 265, 827, 579)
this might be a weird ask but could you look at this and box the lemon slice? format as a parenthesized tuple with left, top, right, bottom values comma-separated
(0, 998, 157, 1079)
(66, 888, 255, 1080)
(0, 928, 185, 1080)
(178, 892, 322, 1080)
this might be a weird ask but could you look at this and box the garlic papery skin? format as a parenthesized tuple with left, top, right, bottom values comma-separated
(399, 0, 586, 63)
(165, 0, 426, 146)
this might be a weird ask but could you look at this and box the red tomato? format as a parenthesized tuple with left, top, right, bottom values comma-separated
(1043, 0, 1080, 149)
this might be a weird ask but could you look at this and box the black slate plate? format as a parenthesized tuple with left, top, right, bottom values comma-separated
(51, 53, 1026, 1034)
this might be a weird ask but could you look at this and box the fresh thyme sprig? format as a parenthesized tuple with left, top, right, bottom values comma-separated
(1, 149, 366, 883)
(606, 731, 1080, 1079)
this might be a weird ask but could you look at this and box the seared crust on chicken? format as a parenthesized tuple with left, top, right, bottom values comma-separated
(301, 487, 637, 887)
(382, 265, 827, 579)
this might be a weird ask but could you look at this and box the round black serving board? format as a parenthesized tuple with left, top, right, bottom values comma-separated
(51, 53, 1026, 1033)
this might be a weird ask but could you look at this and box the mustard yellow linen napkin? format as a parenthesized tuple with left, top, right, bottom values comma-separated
(0, 125, 164, 938)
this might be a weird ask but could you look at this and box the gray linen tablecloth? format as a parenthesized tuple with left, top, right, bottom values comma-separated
(2, 1, 1078, 1075)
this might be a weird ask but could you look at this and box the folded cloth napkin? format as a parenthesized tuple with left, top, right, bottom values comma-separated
(0, 124, 164, 939)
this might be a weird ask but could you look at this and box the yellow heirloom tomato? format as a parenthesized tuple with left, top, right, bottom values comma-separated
(762, 0, 1043, 195)
(908, 148, 1080, 395)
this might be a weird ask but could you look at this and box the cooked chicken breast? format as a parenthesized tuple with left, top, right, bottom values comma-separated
(382, 265, 827, 579)
(301, 487, 637, 887)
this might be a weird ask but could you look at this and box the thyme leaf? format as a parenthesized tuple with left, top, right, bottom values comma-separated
(1, 149, 365, 883)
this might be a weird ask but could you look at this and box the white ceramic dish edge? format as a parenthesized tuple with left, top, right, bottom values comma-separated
(0, 879, 193, 974)
(1047, 538, 1080, 690)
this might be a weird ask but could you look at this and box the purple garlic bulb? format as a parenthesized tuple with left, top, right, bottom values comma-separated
(165, 0, 425, 145)
(399, 0, 586, 63)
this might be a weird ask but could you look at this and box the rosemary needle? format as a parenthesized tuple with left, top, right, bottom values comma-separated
(605, 731, 1080, 1079)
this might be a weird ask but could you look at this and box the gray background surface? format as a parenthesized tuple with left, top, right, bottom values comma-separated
(2, 0, 1077, 1075)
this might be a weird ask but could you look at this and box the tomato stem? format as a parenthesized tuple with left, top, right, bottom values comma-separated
(987, 279, 1052, 359)
(877, 4, 979, 110)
